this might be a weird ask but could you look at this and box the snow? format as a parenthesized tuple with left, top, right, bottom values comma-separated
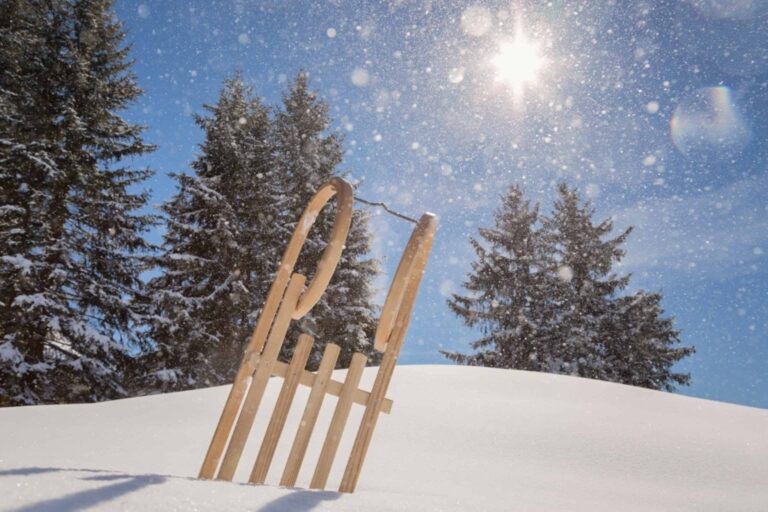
(1, 366, 766, 511)
(0, 342, 22, 363)
(301, 211, 319, 233)
(11, 294, 54, 309)
(0, 255, 33, 274)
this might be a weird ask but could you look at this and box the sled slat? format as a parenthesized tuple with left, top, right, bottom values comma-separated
(280, 343, 340, 487)
(310, 352, 367, 490)
(249, 334, 314, 484)
(216, 273, 307, 482)
(271, 361, 392, 414)
(338, 350, 396, 494)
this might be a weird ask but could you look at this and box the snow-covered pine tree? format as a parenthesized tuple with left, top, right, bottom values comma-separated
(541, 184, 695, 389)
(272, 73, 379, 369)
(139, 74, 280, 391)
(441, 185, 558, 369)
(603, 290, 694, 391)
(445, 183, 694, 391)
(0, 0, 156, 406)
(539, 184, 635, 379)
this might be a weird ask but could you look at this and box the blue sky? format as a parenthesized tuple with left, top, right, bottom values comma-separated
(112, 1, 767, 409)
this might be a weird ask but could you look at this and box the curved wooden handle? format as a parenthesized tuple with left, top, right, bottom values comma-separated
(278, 177, 353, 319)
(373, 213, 438, 352)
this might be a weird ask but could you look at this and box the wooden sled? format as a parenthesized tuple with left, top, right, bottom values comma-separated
(198, 177, 437, 493)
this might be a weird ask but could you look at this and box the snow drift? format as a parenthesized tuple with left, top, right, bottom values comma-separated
(1, 365, 766, 511)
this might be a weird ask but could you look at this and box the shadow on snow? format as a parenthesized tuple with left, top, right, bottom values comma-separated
(0, 467, 341, 512)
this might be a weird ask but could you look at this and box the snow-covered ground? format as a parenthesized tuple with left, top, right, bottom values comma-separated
(1, 366, 766, 511)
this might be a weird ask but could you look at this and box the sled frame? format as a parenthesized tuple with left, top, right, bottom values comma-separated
(198, 177, 437, 493)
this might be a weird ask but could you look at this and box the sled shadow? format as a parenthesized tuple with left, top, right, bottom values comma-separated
(1, 467, 165, 512)
(1, 466, 341, 512)
(0, 467, 62, 477)
(257, 489, 341, 512)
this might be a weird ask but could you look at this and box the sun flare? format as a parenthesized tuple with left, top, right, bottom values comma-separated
(490, 31, 546, 101)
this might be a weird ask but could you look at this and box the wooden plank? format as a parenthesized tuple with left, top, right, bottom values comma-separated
(338, 350, 397, 494)
(280, 343, 340, 487)
(198, 268, 291, 479)
(310, 352, 367, 490)
(339, 214, 436, 493)
(249, 334, 314, 484)
(271, 361, 393, 414)
(216, 274, 307, 482)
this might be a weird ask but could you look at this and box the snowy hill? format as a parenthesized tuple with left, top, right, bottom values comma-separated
(1, 366, 766, 511)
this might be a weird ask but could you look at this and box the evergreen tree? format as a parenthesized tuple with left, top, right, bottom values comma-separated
(138, 72, 378, 392)
(540, 184, 634, 378)
(603, 291, 693, 391)
(443, 186, 556, 369)
(139, 74, 279, 391)
(544, 184, 693, 388)
(273, 73, 379, 369)
(0, 0, 155, 405)
(445, 184, 694, 391)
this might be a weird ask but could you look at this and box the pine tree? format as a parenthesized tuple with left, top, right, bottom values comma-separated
(442, 186, 556, 369)
(540, 184, 635, 378)
(545, 185, 694, 391)
(137, 73, 378, 392)
(445, 183, 694, 391)
(0, 0, 155, 405)
(603, 291, 693, 391)
(139, 74, 279, 391)
(273, 73, 379, 369)
(543, 184, 693, 388)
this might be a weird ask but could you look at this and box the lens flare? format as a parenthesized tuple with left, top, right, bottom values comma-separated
(670, 86, 751, 159)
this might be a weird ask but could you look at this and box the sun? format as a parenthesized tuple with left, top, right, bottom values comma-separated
(490, 30, 546, 102)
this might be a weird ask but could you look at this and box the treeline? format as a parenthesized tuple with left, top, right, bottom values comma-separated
(1, 1, 694, 406)
(443, 185, 695, 391)
(0, 0, 377, 405)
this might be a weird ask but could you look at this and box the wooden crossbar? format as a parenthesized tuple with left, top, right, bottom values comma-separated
(270, 360, 393, 414)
